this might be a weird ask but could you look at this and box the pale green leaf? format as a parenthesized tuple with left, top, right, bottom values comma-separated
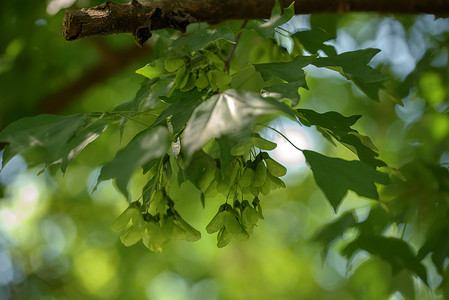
(136, 58, 166, 79)
(182, 89, 295, 157)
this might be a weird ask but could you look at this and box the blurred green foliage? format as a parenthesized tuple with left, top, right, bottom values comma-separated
(1, 1, 449, 300)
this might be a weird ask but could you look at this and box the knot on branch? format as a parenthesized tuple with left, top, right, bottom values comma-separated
(165, 9, 197, 33)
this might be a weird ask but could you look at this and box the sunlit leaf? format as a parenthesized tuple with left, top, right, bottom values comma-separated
(248, 1, 295, 38)
(136, 58, 167, 79)
(182, 89, 295, 157)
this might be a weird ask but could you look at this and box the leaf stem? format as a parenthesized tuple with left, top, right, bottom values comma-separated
(117, 113, 151, 127)
(224, 20, 248, 73)
(257, 123, 303, 152)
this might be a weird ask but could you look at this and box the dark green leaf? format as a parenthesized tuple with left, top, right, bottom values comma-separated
(254, 55, 317, 83)
(297, 109, 385, 167)
(314, 211, 357, 246)
(98, 126, 170, 199)
(339, 133, 386, 168)
(171, 26, 235, 52)
(343, 235, 428, 283)
(60, 119, 109, 172)
(313, 48, 388, 83)
(417, 226, 449, 275)
(0, 114, 88, 166)
(303, 150, 390, 211)
(291, 28, 337, 56)
(153, 89, 204, 134)
(296, 109, 360, 137)
(262, 81, 302, 106)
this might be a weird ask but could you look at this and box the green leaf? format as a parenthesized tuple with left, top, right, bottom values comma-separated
(182, 89, 295, 157)
(254, 55, 316, 83)
(339, 133, 386, 168)
(312, 48, 388, 83)
(224, 210, 249, 240)
(209, 70, 232, 91)
(119, 212, 146, 246)
(171, 26, 235, 52)
(343, 235, 428, 283)
(136, 58, 167, 79)
(111, 206, 140, 232)
(291, 28, 337, 57)
(217, 227, 232, 248)
(417, 226, 449, 275)
(314, 211, 357, 247)
(303, 150, 390, 211)
(60, 119, 109, 172)
(296, 109, 360, 137)
(240, 168, 254, 187)
(98, 126, 170, 199)
(153, 89, 204, 134)
(248, 1, 295, 38)
(253, 161, 267, 187)
(252, 133, 277, 150)
(206, 205, 227, 234)
(173, 211, 201, 242)
(241, 202, 259, 234)
(264, 157, 287, 177)
(0, 114, 88, 166)
(297, 109, 385, 167)
(261, 81, 302, 106)
(164, 57, 185, 72)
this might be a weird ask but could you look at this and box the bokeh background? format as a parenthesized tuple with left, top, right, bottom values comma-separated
(1, 1, 449, 299)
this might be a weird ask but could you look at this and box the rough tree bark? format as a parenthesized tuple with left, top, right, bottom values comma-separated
(64, 0, 449, 46)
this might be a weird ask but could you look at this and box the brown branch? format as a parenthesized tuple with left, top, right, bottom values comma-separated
(63, 0, 449, 43)
(37, 41, 152, 114)
(224, 20, 248, 73)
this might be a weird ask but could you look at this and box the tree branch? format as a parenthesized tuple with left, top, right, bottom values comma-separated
(38, 41, 152, 114)
(63, 0, 449, 44)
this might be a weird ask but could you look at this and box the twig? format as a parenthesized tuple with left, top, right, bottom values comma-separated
(257, 123, 303, 152)
(224, 20, 248, 73)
